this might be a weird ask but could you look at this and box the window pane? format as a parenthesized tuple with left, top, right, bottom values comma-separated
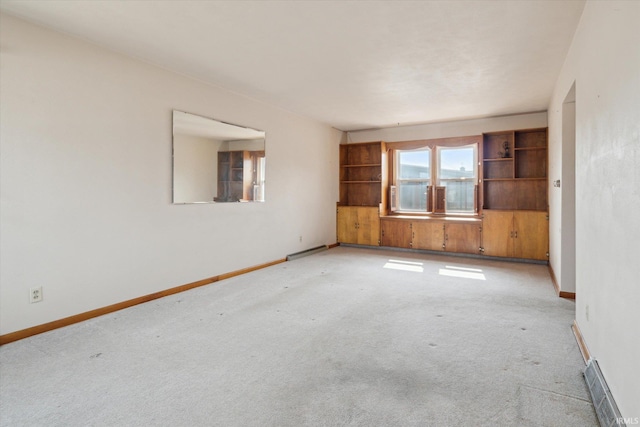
(439, 147, 475, 179)
(398, 150, 430, 179)
(438, 145, 477, 213)
(440, 181, 475, 212)
(398, 182, 429, 211)
(396, 149, 431, 212)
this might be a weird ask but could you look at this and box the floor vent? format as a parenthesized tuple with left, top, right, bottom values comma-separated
(286, 245, 328, 261)
(585, 359, 625, 427)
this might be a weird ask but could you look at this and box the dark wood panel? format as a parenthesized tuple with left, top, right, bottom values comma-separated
(483, 181, 515, 210)
(342, 182, 381, 206)
(515, 129, 547, 148)
(515, 180, 547, 211)
(434, 186, 446, 213)
(345, 142, 381, 165)
(515, 148, 547, 178)
(484, 159, 514, 179)
(380, 218, 412, 248)
(445, 222, 481, 254)
(343, 165, 382, 182)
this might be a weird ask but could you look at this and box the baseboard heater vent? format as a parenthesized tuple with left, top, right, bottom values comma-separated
(585, 359, 625, 427)
(286, 245, 328, 261)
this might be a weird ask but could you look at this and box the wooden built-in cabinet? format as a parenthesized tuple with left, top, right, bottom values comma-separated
(337, 142, 387, 246)
(337, 130, 549, 262)
(481, 210, 548, 260)
(217, 151, 252, 202)
(339, 142, 387, 209)
(480, 128, 548, 260)
(443, 222, 482, 254)
(482, 129, 547, 211)
(381, 217, 481, 255)
(380, 217, 412, 248)
(411, 221, 444, 251)
(337, 206, 380, 246)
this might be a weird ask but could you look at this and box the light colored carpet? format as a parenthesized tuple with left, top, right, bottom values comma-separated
(0, 246, 597, 426)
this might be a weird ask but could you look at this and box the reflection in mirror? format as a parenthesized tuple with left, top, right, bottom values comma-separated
(172, 111, 265, 203)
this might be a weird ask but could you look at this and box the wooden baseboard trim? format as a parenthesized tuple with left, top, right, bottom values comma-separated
(572, 320, 591, 364)
(217, 259, 286, 280)
(327, 243, 340, 249)
(0, 258, 287, 346)
(548, 264, 576, 299)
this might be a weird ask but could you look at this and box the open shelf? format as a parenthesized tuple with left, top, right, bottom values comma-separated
(339, 142, 387, 207)
(482, 128, 547, 211)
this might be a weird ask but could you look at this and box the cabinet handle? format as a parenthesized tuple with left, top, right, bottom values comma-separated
(514, 231, 518, 238)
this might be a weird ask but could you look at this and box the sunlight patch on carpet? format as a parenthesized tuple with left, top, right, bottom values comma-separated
(439, 265, 486, 280)
(383, 259, 424, 273)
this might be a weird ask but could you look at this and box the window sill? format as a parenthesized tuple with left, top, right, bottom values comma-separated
(382, 213, 481, 223)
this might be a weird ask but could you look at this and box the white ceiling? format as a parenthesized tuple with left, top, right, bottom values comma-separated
(0, 0, 585, 131)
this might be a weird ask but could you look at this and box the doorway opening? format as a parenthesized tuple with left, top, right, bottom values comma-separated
(561, 82, 576, 299)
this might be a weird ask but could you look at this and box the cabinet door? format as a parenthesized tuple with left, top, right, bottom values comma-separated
(412, 221, 444, 250)
(381, 219, 411, 248)
(445, 222, 481, 254)
(481, 210, 514, 257)
(513, 211, 548, 260)
(357, 207, 380, 246)
(337, 207, 358, 244)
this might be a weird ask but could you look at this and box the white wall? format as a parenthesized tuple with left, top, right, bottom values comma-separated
(223, 140, 265, 151)
(548, 0, 640, 418)
(0, 14, 342, 335)
(173, 134, 223, 203)
(346, 112, 547, 143)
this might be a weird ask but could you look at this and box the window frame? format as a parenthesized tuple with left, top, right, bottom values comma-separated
(436, 144, 478, 214)
(389, 138, 480, 217)
(394, 148, 432, 213)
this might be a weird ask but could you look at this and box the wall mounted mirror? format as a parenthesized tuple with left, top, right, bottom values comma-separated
(172, 110, 266, 204)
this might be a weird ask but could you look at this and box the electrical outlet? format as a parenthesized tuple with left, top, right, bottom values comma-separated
(299, 235, 303, 242)
(30, 287, 43, 303)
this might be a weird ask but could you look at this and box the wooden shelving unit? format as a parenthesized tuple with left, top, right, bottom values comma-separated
(480, 128, 548, 260)
(338, 142, 387, 207)
(482, 128, 547, 211)
(335, 132, 549, 261)
(217, 150, 251, 202)
(337, 141, 387, 246)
